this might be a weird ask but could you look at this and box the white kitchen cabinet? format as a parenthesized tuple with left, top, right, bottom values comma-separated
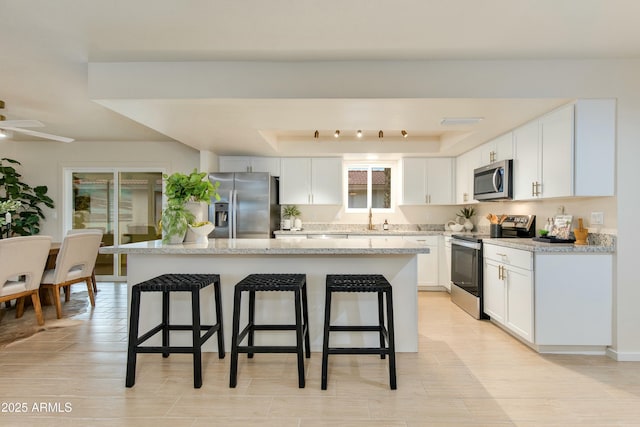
(402, 158, 454, 205)
(455, 146, 482, 204)
(404, 236, 439, 290)
(513, 120, 541, 200)
(280, 157, 342, 205)
(219, 156, 281, 176)
(484, 242, 613, 351)
(513, 100, 615, 200)
(479, 131, 513, 164)
(483, 244, 534, 343)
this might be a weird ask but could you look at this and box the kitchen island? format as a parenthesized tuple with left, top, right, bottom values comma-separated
(101, 238, 428, 352)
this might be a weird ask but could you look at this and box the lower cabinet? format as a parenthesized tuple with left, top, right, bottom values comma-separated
(483, 243, 612, 351)
(404, 236, 439, 290)
(484, 247, 533, 343)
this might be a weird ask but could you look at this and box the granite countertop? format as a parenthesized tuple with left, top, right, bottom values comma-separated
(274, 229, 444, 236)
(99, 238, 430, 255)
(483, 237, 615, 253)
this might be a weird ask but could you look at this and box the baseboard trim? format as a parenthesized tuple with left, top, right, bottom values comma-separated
(605, 348, 640, 361)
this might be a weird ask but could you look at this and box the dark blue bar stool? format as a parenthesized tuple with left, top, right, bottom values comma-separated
(125, 274, 224, 388)
(229, 274, 310, 388)
(322, 274, 396, 390)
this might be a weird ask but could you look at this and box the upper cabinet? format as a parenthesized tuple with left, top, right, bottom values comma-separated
(402, 158, 455, 205)
(455, 147, 482, 204)
(479, 132, 513, 165)
(280, 157, 343, 205)
(219, 156, 281, 177)
(512, 99, 615, 200)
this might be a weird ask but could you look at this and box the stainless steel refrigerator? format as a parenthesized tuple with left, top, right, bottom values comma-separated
(208, 172, 280, 238)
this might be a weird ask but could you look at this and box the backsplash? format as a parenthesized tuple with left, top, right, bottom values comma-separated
(294, 223, 445, 232)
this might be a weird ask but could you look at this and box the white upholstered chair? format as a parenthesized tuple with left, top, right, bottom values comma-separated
(66, 228, 103, 294)
(0, 235, 52, 326)
(40, 230, 102, 319)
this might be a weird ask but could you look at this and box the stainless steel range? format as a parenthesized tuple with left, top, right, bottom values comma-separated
(450, 215, 535, 319)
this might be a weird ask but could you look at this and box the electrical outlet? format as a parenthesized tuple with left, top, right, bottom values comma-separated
(556, 205, 565, 214)
(591, 212, 604, 225)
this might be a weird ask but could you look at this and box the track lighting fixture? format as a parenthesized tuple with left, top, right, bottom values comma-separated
(401, 130, 408, 138)
(334, 130, 340, 138)
(378, 130, 383, 138)
(314, 130, 319, 139)
(356, 130, 363, 138)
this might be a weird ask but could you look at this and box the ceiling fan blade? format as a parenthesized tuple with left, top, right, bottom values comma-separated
(0, 119, 44, 128)
(3, 126, 74, 143)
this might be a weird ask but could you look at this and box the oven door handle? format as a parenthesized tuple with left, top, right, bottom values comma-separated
(451, 239, 482, 250)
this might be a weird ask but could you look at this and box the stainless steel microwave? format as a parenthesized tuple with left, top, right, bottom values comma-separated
(473, 159, 513, 201)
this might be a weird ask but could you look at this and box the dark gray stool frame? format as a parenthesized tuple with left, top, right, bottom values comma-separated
(230, 274, 310, 388)
(322, 274, 396, 390)
(125, 274, 225, 389)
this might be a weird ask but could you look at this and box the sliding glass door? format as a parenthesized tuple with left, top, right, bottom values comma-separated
(65, 169, 163, 281)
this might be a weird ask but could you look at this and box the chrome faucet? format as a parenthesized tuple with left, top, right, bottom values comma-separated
(368, 208, 375, 230)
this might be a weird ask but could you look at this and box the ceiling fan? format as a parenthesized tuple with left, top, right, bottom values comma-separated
(0, 100, 74, 143)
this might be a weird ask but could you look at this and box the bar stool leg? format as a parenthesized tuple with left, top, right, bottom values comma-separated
(386, 289, 397, 390)
(213, 280, 225, 358)
(125, 287, 141, 388)
(377, 291, 386, 360)
(229, 286, 242, 388)
(321, 287, 332, 390)
(294, 287, 305, 388)
(301, 281, 311, 358)
(247, 290, 255, 358)
(162, 289, 170, 358)
(191, 289, 203, 388)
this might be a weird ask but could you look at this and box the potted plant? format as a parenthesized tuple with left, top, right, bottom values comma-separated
(457, 206, 476, 231)
(161, 169, 220, 244)
(282, 205, 301, 230)
(0, 158, 55, 237)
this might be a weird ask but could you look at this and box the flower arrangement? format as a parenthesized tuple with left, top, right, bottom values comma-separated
(456, 206, 476, 219)
(282, 205, 301, 219)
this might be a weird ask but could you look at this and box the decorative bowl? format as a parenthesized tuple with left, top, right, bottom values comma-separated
(187, 222, 214, 244)
(449, 223, 464, 232)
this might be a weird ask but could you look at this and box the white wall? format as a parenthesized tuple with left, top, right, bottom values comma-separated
(0, 139, 199, 241)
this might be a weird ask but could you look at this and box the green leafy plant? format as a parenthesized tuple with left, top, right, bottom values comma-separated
(163, 169, 220, 206)
(161, 205, 194, 244)
(456, 206, 476, 219)
(282, 205, 301, 218)
(0, 158, 55, 236)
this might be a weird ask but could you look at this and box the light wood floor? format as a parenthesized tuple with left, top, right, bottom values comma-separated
(1, 283, 640, 426)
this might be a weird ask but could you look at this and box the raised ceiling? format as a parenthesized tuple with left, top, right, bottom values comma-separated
(2, 0, 639, 156)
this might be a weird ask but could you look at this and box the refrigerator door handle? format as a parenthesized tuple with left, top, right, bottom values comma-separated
(232, 189, 238, 239)
(228, 189, 234, 239)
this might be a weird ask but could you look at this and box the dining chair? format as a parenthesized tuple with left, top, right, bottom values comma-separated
(66, 228, 104, 294)
(40, 230, 103, 319)
(0, 235, 52, 326)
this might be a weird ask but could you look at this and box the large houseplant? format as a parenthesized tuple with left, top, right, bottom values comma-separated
(0, 158, 55, 236)
(161, 169, 220, 243)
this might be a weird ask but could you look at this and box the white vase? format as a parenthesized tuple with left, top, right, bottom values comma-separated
(283, 219, 292, 230)
(463, 218, 473, 231)
(294, 218, 302, 230)
(184, 201, 209, 243)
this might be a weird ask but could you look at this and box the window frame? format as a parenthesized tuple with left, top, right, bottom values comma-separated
(344, 161, 396, 213)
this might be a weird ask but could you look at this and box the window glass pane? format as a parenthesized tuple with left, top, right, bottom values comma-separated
(118, 172, 163, 276)
(347, 167, 368, 209)
(371, 167, 391, 209)
(72, 172, 114, 276)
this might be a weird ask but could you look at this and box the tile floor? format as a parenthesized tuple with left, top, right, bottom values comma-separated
(1, 283, 640, 426)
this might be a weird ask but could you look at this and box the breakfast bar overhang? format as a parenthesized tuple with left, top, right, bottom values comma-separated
(101, 238, 428, 352)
